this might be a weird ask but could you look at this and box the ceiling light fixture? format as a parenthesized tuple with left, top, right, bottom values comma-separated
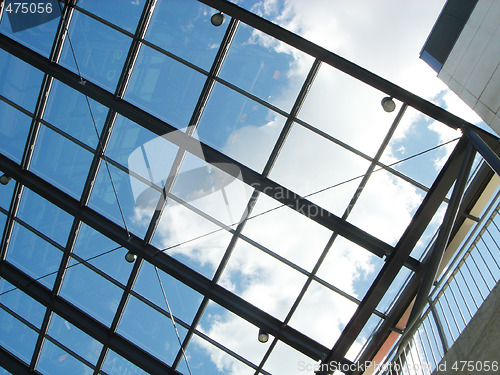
(0, 174, 12, 185)
(211, 12, 225, 27)
(125, 251, 137, 263)
(258, 328, 269, 343)
(381, 96, 396, 112)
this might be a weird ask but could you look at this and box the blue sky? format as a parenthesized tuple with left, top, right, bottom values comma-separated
(0, 1, 493, 374)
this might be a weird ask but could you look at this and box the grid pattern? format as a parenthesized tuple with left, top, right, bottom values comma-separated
(0, 1, 499, 375)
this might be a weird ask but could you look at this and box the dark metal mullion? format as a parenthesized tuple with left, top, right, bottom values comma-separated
(90, 1, 159, 373)
(318, 137, 471, 374)
(173, 58, 322, 371)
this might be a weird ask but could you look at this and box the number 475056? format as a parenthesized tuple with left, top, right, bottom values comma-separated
(5, 2, 53, 14)
(451, 361, 498, 372)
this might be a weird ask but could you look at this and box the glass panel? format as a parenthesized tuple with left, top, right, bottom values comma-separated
(0, 308, 38, 364)
(88, 160, 160, 239)
(347, 169, 425, 246)
(196, 82, 287, 172)
(269, 123, 372, 217)
(36, 339, 93, 375)
(0, 100, 32, 163)
(77, 0, 145, 33)
(316, 237, 384, 299)
(263, 340, 316, 375)
(106, 115, 179, 184)
(289, 281, 358, 348)
(17, 188, 73, 246)
(124, 43, 206, 129)
(72, 223, 133, 286)
(0, 279, 46, 328)
(298, 63, 400, 157)
(116, 295, 187, 365)
(152, 209, 232, 280)
(241, 193, 332, 271)
(182, 333, 255, 375)
(47, 313, 103, 365)
(220, 23, 314, 112)
(59, 260, 123, 327)
(133, 261, 203, 325)
(30, 124, 94, 199)
(0, 48, 44, 111)
(199, 301, 268, 369)
(0, 0, 61, 57)
(101, 349, 148, 375)
(43, 79, 107, 148)
(219, 239, 307, 320)
(170, 152, 253, 226)
(59, 10, 132, 92)
(146, 0, 228, 70)
(6, 223, 62, 289)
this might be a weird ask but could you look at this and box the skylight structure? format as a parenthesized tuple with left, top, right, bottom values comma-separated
(0, 1, 499, 375)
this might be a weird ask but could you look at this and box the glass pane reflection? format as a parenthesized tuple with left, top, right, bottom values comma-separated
(101, 349, 148, 375)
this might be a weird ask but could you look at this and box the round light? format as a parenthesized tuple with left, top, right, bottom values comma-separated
(125, 251, 137, 263)
(258, 328, 269, 343)
(381, 96, 396, 112)
(211, 12, 225, 27)
(0, 174, 12, 185)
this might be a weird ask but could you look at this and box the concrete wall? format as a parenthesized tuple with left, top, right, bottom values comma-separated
(432, 281, 500, 374)
(438, 0, 500, 135)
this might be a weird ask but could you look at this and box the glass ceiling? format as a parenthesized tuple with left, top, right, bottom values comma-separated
(0, 1, 499, 375)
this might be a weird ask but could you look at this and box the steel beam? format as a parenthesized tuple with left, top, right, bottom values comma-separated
(465, 128, 500, 176)
(317, 137, 471, 374)
(0, 345, 40, 375)
(402, 143, 476, 343)
(0, 261, 180, 375)
(0, 153, 330, 361)
(0, 33, 394, 263)
(198, 0, 472, 131)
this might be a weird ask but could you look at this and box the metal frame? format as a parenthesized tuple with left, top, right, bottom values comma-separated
(1, 1, 499, 374)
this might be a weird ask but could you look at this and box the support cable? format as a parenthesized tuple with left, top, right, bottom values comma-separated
(154, 266, 193, 375)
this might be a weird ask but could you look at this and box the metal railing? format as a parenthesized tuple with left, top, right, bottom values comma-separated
(372, 188, 500, 375)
